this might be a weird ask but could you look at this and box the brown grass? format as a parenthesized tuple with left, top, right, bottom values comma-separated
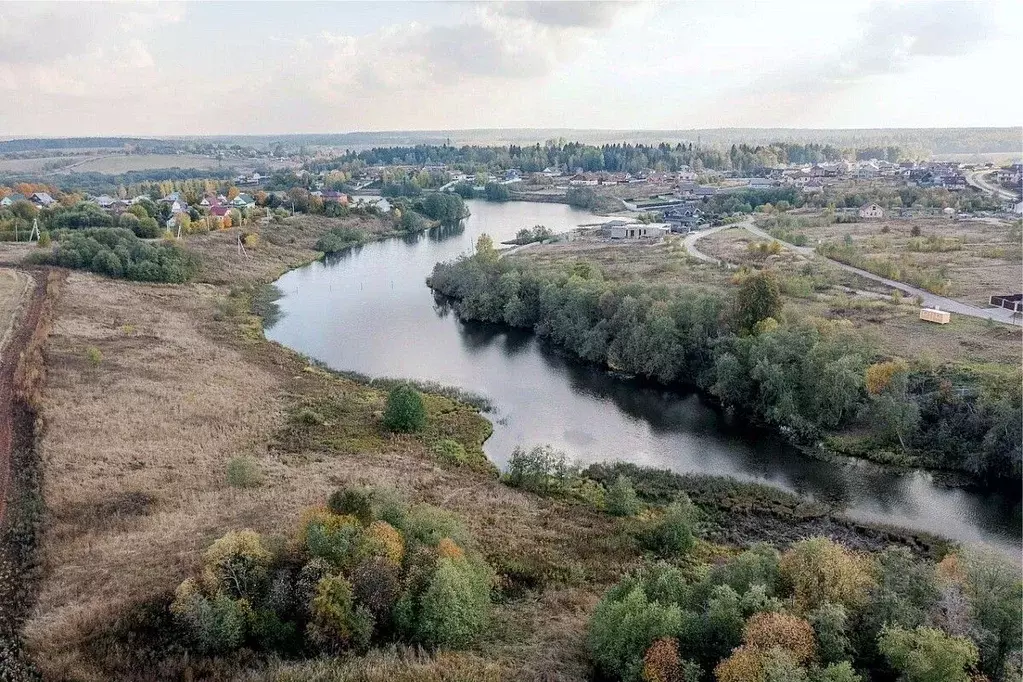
(0, 267, 33, 359)
(21, 217, 635, 681)
(783, 215, 1022, 304)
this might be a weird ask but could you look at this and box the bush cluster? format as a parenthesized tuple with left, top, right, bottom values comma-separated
(170, 487, 494, 656)
(315, 226, 366, 254)
(34, 228, 198, 282)
(587, 539, 1021, 682)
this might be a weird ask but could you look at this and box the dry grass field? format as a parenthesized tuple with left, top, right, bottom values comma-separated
(63, 154, 232, 174)
(10, 218, 633, 681)
(776, 215, 1022, 305)
(0, 268, 32, 358)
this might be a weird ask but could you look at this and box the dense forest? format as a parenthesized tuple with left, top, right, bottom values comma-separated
(428, 242, 1020, 484)
(306, 141, 852, 175)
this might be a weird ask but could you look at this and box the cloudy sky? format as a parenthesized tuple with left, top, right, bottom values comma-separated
(0, 0, 1020, 136)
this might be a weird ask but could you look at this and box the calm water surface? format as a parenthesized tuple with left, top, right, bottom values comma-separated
(266, 200, 1021, 553)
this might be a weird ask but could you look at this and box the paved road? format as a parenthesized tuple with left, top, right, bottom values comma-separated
(687, 222, 1022, 326)
(966, 170, 1020, 203)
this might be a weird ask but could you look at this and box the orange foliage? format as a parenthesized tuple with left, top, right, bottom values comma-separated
(227, 186, 240, 201)
(365, 520, 404, 564)
(865, 360, 908, 395)
(437, 537, 465, 560)
(643, 637, 683, 682)
(13, 182, 53, 196)
(742, 612, 816, 663)
(936, 553, 967, 587)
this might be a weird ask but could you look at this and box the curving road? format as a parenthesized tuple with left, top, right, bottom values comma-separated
(689, 222, 1022, 325)
(966, 169, 1020, 203)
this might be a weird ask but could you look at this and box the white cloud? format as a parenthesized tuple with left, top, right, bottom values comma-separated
(0, 2, 181, 98)
(0, 0, 1016, 136)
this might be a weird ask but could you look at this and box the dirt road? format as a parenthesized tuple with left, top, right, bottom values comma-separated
(687, 221, 1021, 325)
(0, 268, 42, 525)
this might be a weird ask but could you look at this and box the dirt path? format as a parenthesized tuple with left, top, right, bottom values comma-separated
(682, 218, 751, 264)
(0, 268, 39, 526)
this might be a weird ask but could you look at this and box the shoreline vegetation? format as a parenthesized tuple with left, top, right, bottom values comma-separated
(427, 236, 1020, 489)
(2, 205, 1019, 680)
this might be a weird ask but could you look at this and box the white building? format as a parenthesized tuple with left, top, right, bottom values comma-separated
(610, 222, 671, 239)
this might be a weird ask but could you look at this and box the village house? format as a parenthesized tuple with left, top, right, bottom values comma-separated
(30, 192, 57, 207)
(675, 181, 698, 197)
(231, 193, 255, 208)
(858, 203, 885, 219)
(663, 204, 702, 232)
(0, 193, 27, 207)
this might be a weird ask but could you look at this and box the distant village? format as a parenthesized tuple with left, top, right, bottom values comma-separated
(1, 154, 1020, 239)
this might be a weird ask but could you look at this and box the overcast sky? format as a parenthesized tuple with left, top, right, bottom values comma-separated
(1, 0, 1020, 136)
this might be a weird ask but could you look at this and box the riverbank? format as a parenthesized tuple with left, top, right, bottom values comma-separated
(0, 214, 1009, 680)
(428, 236, 1021, 490)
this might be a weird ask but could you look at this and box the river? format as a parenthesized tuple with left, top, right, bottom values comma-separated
(265, 199, 1021, 553)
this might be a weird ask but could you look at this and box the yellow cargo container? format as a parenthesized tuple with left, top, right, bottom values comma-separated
(920, 308, 951, 324)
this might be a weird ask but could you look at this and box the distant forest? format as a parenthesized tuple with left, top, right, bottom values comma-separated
(309, 142, 853, 174)
(1, 127, 1018, 157)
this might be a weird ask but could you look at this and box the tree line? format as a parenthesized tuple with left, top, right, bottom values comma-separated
(305, 140, 865, 176)
(428, 243, 1020, 483)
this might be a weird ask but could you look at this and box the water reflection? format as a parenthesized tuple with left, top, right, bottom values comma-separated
(266, 200, 1022, 553)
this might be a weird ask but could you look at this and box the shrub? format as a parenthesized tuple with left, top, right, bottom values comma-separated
(504, 445, 581, 496)
(640, 497, 697, 558)
(431, 438, 469, 465)
(368, 486, 408, 529)
(292, 406, 325, 426)
(43, 227, 198, 282)
(302, 512, 365, 570)
(327, 487, 375, 524)
(85, 345, 102, 367)
(642, 637, 702, 682)
(808, 602, 850, 664)
(37, 231, 51, 247)
(315, 226, 366, 254)
(364, 520, 404, 564)
(226, 456, 263, 488)
(607, 475, 642, 517)
(712, 544, 781, 596)
(170, 580, 250, 653)
(383, 384, 427, 433)
(815, 662, 862, 682)
(200, 530, 272, 599)
(350, 556, 401, 625)
(588, 585, 685, 682)
(409, 555, 493, 648)
(309, 574, 374, 651)
(402, 504, 469, 550)
(713, 644, 769, 682)
(741, 612, 816, 663)
(878, 625, 979, 682)
(778, 538, 874, 612)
